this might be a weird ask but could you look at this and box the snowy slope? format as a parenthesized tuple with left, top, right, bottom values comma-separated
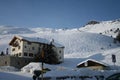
(79, 19, 120, 37)
(39, 31, 118, 55)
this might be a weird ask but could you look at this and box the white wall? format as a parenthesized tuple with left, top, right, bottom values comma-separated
(53, 47, 64, 62)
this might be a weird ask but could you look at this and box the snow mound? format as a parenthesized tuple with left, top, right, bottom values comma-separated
(21, 62, 71, 74)
(21, 62, 41, 73)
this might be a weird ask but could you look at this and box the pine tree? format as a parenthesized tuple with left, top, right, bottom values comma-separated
(34, 44, 59, 64)
(6, 48, 8, 55)
(116, 31, 120, 42)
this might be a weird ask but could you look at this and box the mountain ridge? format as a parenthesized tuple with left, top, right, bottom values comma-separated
(79, 19, 120, 38)
(0, 25, 35, 35)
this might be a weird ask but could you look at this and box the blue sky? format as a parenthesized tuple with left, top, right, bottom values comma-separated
(0, 0, 120, 29)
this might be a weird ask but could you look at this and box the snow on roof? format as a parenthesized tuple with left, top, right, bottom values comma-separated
(13, 35, 64, 48)
(52, 41, 64, 48)
(16, 35, 49, 44)
(77, 59, 108, 67)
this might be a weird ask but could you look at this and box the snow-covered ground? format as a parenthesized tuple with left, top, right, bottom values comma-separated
(0, 19, 120, 80)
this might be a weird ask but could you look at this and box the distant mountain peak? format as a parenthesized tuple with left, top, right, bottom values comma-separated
(79, 19, 120, 38)
(0, 25, 35, 35)
(86, 20, 100, 25)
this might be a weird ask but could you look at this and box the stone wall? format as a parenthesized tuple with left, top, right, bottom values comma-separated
(0, 55, 10, 66)
(0, 55, 34, 69)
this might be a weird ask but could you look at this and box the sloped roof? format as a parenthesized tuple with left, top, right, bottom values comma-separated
(9, 35, 64, 48)
(77, 59, 108, 67)
(18, 35, 49, 44)
(52, 41, 64, 48)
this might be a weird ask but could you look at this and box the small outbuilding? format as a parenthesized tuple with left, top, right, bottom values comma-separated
(77, 59, 107, 70)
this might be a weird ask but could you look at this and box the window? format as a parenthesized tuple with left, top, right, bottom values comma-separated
(59, 56, 62, 59)
(25, 60, 27, 63)
(85, 62, 88, 66)
(38, 47, 40, 50)
(38, 47, 41, 51)
(39, 44, 42, 46)
(19, 53, 21, 56)
(29, 53, 33, 57)
(17, 62, 20, 65)
(18, 46, 21, 49)
(12, 48, 15, 51)
(24, 46, 27, 48)
(24, 52, 28, 56)
(59, 50, 61, 53)
(16, 54, 18, 57)
(32, 47, 35, 50)
(5, 61, 7, 65)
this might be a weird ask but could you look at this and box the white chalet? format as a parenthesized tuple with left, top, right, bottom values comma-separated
(9, 36, 64, 63)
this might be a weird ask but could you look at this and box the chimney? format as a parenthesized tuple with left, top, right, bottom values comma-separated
(50, 39, 54, 45)
(52, 39, 54, 43)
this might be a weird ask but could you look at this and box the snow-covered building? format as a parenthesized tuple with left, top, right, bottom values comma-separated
(9, 36, 64, 63)
(77, 59, 107, 70)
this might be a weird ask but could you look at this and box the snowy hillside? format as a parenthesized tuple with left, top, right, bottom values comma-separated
(30, 30, 119, 55)
(79, 19, 120, 37)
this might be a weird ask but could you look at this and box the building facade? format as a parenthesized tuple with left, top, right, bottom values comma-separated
(9, 36, 64, 63)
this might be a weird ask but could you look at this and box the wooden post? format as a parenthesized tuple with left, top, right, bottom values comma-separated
(41, 61, 44, 80)
(41, 49, 44, 80)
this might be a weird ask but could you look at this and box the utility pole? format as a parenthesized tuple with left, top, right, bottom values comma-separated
(41, 48, 44, 80)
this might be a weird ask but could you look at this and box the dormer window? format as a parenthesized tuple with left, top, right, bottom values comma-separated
(12, 48, 15, 51)
(13, 41, 19, 47)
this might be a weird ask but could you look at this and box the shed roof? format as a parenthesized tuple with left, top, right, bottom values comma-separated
(77, 59, 107, 67)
